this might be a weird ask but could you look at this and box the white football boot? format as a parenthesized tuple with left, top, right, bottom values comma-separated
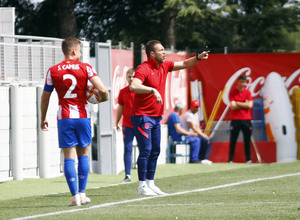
(69, 194, 81, 207)
(79, 193, 91, 205)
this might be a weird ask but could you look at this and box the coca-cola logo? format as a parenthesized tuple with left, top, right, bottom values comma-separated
(223, 67, 300, 105)
(112, 65, 130, 109)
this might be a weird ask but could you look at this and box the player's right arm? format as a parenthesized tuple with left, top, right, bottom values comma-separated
(89, 76, 109, 102)
(40, 91, 51, 131)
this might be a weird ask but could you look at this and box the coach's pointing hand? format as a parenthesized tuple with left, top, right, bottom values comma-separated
(197, 51, 210, 60)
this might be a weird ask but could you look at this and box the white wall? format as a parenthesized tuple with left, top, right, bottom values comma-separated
(0, 85, 62, 182)
(22, 88, 38, 177)
(0, 87, 10, 180)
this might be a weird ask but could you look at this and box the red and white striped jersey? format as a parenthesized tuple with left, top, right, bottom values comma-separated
(44, 59, 98, 120)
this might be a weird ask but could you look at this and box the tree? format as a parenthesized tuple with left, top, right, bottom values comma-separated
(55, 0, 78, 38)
(0, 0, 78, 38)
(32, 0, 78, 38)
(75, 0, 165, 46)
(225, 0, 300, 51)
(161, 0, 300, 52)
(1, 0, 299, 53)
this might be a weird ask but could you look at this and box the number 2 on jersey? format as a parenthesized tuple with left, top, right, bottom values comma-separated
(63, 74, 77, 99)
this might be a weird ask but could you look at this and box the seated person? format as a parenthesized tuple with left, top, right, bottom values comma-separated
(167, 102, 201, 163)
(182, 100, 213, 164)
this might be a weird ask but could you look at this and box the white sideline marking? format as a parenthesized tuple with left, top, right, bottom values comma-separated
(125, 201, 295, 207)
(12, 172, 300, 220)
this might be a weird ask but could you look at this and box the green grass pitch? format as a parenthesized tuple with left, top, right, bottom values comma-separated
(1, 161, 300, 219)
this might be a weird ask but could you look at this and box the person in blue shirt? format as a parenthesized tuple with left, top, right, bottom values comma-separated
(167, 102, 201, 163)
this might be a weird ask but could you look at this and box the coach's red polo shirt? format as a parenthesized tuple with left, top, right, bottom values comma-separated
(131, 58, 174, 117)
(229, 88, 253, 120)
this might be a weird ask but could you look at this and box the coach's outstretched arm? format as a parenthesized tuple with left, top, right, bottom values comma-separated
(89, 76, 109, 102)
(173, 51, 210, 71)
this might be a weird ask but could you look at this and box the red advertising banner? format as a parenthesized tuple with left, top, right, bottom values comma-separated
(111, 50, 300, 124)
(190, 53, 300, 121)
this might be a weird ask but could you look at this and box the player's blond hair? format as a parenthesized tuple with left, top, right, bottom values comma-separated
(126, 68, 135, 75)
(62, 37, 81, 56)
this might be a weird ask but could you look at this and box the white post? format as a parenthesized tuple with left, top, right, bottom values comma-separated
(80, 39, 93, 171)
(37, 86, 50, 178)
(210, 104, 230, 139)
(10, 83, 23, 180)
(224, 46, 228, 54)
(130, 42, 134, 51)
(80, 40, 90, 64)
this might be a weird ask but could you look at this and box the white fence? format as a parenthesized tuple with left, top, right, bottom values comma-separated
(0, 35, 65, 181)
(0, 34, 63, 84)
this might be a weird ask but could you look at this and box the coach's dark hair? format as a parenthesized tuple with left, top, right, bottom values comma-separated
(62, 37, 81, 56)
(145, 40, 161, 57)
(238, 75, 247, 81)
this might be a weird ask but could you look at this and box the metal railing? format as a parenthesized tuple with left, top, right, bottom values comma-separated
(0, 35, 64, 85)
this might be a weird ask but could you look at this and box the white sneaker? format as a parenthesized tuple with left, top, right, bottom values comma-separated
(69, 194, 81, 206)
(80, 193, 91, 204)
(201, 159, 213, 165)
(137, 184, 157, 196)
(148, 185, 167, 195)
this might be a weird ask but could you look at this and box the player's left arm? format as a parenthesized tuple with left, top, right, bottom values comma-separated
(89, 76, 109, 102)
(40, 91, 51, 131)
(172, 51, 210, 71)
